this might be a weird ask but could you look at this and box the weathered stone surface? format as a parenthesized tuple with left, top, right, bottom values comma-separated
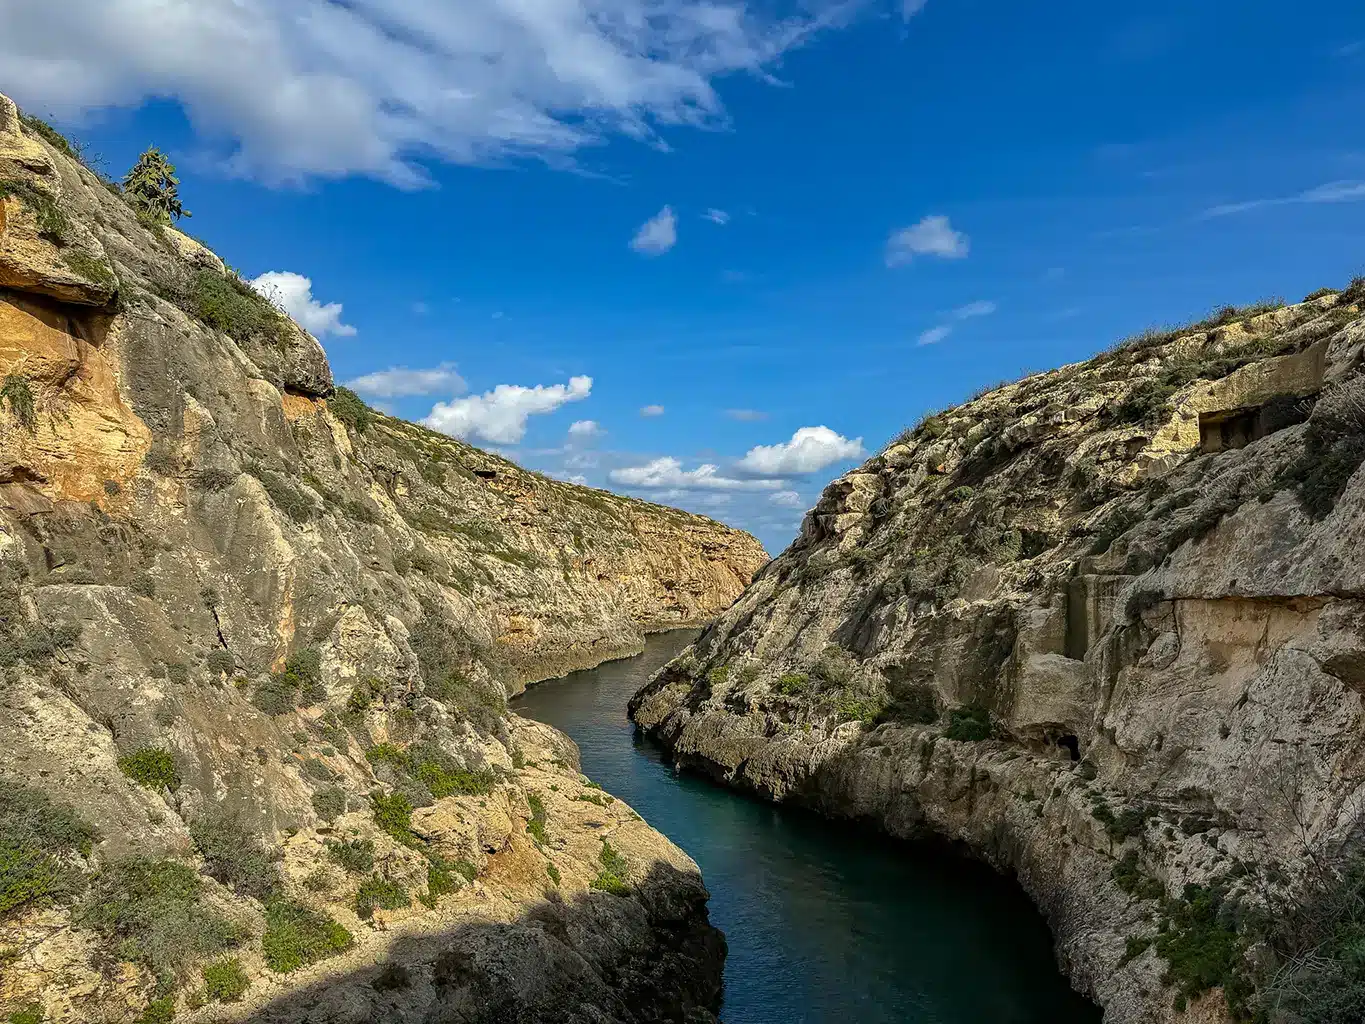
(631, 291, 1365, 1023)
(0, 94, 751, 1023)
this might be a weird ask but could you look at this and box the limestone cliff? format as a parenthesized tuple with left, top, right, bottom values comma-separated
(0, 93, 762, 1022)
(632, 286, 1365, 1022)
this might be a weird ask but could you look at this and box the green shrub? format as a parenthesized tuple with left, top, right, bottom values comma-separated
(187, 270, 289, 346)
(589, 840, 629, 896)
(121, 147, 190, 224)
(546, 863, 561, 886)
(254, 647, 324, 715)
(133, 997, 174, 1024)
(1304, 287, 1338, 301)
(1111, 850, 1165, 902)
(1155, 882, 1246, 1013)
(1282, 378, 1365, 520)
(773, 672, 809, 697)
(326, 838, 375, 874)
(371, 792, 419, 847)
(0, 781, 97, 916)
(202, 956, 249, 1002)
(117, 748, 181, 791)
(7, 1003, 43, 1024)
(80, 859, 241, 982)
(422, 855, 463, 906)
(365, 742, 410, 773)
(525, 793, 548, 846)
(347, 677, 385, 712)
(261, 899, 352, 974)
(944, 706, 992, 742)
(329, 387, 372, 434)
(255, 469, 315, 524)
(878, 686, 938, 725)
(189, 814, 281, 901)
(408, 745, 495, 798)
(205, 649, 234, 677)
(0, 374, 37, 432)
(311, 787, 347, 823)
(354, 875, 409, 920)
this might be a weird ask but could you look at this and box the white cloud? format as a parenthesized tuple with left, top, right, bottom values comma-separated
(610, 457, 782, 491)
(1201, 180, 1365, 219)
(347, 362, 465, 399)
(558, 473, 590, 485)
(736, 426, 864, 476)
(953, 300, 997, 319)
(2, 0, 856, 184)
(885, 215, 969, 266)
(901, 0, 929, 17)
(703, 208, 730, 224)
(424, 375, 592, 444)
(567, 419, 604, 442)
(249, 271, 355, 337)
(639, 404, 666, 417)
(725, 408, 768, 421)
(412, 301, 429, 315)
(770, 490, 804, 508)
(917, 325, 953, 346)
(631, 206, 677, 255)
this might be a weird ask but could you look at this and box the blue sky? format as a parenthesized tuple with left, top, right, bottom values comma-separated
(6, 0, 1365, 552)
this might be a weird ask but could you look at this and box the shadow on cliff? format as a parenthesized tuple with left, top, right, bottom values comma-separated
(237, 860, 725, 1024)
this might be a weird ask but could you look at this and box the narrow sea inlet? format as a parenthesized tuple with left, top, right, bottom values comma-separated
(513, 630, 1101, 1024)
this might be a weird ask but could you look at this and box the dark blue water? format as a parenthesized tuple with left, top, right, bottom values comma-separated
(513, 630, 1100, 1024)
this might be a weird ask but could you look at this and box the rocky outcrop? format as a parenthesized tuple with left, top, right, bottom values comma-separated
(0, 94, 755, 1022)
(632, 290, 1365, 1022)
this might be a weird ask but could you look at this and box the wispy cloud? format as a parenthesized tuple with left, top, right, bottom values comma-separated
(885, 215, 969, 266)
(917, 325, 953, 346)
(610, 457, 782, 491)
(1200, 180, 1365, 219)
(901, 0, 929, 18)
(639, 404, 666, 417)
(3, 0, 860, 184)
(347, 362, 465, 399)
(702, 208, 730, 225)
(631, 206, 678, 255)
(725, 408, 768, 421)
(952, 300, 997, 319)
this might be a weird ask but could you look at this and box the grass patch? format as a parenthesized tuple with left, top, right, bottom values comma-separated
(0, 179, 66, 241)
(371, 792, 419, 848)
(0, 781, 98, 915)
(525, 793, 549, 846)
(261, 899, 353, 974)
(189, 814, 280, 901)
(7, 1003, 43, 1024)
(0, 374, 37, 432)
(117, 748, 181, 791)
(326, 838, 375, 874)
(202, 956, 249, 1002)
(80, 859, 241, 984)
(944, 706, 992, 742)
(589, 840, 630, 896)
(354, 875, 409, 920)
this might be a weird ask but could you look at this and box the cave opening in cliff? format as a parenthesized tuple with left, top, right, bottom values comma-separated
(1058, 734, 1080, 761)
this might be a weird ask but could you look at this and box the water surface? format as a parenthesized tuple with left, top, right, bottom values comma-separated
(513, 630, 1100, 1024)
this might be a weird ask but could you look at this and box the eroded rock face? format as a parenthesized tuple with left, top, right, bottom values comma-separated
(0, 96, 752, 1022)
(631, 292, 1365, 1023)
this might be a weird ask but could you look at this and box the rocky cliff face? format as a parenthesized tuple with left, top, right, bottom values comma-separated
(0, 93, 761, 1022)
(632, 288, 1365, 1022)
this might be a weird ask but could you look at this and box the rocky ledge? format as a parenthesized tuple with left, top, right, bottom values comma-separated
(0, 93, 746, 1022)
(632, 287, 1365, 1023)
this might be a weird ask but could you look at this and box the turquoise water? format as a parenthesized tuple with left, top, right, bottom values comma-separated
(512, 630, 1101, 1024)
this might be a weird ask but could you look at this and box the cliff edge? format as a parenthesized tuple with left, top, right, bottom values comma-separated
(0, 93, 763, 1022)
(632, 283, 1365, 1022)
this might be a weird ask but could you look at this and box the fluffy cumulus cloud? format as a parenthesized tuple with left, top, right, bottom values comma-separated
(346, 362, 464, 399)
(639, 404, 666, 417)
(736, 426, 864, 476)
(1, 0, 858, 184)
(250, 271, 355, 336)
(770, 489, 804, 508)
(567, 419, 604, 442)
(885, 215, 969, 266)
(631, 206, 677, 255)
(424, 375, 591, 444)
(610, 458, 781, 491)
